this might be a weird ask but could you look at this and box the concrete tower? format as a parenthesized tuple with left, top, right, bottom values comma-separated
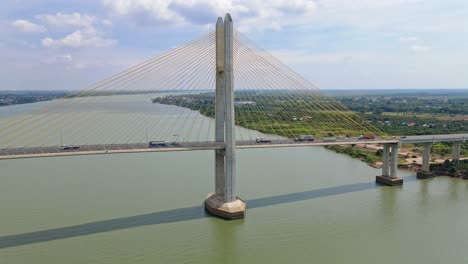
(204, 14, 246, 220)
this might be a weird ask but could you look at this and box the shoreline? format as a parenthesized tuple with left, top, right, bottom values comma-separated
(326, 144, 468, 177)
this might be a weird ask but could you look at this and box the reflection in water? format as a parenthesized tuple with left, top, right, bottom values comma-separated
(0, 205, 207, 249)
(419, 179, 429, 207)
(0, 179, 385, 249)
(210, 218, 243, 264)
(448, 178, 460, 201)
(379, 186, 400, 226)
(0, 176, 421, 250)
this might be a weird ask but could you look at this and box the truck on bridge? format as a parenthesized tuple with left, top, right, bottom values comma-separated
(358, 134, 376, 140)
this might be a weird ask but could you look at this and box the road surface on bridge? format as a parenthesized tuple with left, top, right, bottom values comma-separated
(0, 137, 394, 160)
(400, 134, 467, 144)
(0, 134, 465, 160)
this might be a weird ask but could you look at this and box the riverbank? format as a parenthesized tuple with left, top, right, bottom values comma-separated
(430, 160, 468, 179)
(325, 145, 381, 165)
(326, 143, 468, 176)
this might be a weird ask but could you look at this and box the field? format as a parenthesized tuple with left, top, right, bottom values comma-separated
(381, 112, 467, 121)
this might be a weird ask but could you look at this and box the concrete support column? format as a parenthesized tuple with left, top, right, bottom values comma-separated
(417, 143, 434, 179)
(422, 143, 432, 172)
(205, 14, 245, 220)
(382, 144, 390, 177)
(390, 144, 399, 179)
(452, 142, 461, 162)
(376, 143, 403, 186)
(214, 17, 225, 196)
(223, 14, 236, 203)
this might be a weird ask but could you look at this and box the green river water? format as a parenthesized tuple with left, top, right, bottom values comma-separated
(1, 95, 467, 264)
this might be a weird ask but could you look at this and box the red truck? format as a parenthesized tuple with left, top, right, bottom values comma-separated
(358, 134, 375, 140)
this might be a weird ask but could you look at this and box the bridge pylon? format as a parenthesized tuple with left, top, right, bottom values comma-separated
(204, 14, 246, 219)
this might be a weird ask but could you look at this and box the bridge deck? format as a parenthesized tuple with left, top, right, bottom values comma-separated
(0, 138, 397, 160)
(0, 134, 465, 160)
(399, 134, 467, 144)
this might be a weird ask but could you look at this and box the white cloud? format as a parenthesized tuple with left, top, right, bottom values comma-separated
(102, 0, 185, 24)
(71, 63, 88, 69)
(36, 12, 96, 28)
(100, 0, 431, 32)
(271, 49, 360, 64)
(411, 45, 430, 52)
(42, 28, 116, 48)
(102, 0, 318, 31)
(34, 12, 116, 49)
(102, 19, 113, 26)
(400, 36, 419, 42)
(269, 49, 404, 67)
(317, 0, 424, 10)
(57, 54, 73, 62)
(42, 54, 73, 64)
(12, 19, 47, 33)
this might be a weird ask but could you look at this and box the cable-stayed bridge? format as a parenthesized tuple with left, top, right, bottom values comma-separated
(0, 14, 466, 219)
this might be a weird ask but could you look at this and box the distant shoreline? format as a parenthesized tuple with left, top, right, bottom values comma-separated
(0, 90, 172, 107)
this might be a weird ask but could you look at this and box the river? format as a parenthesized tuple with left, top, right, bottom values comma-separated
(1, 94, 467, 264)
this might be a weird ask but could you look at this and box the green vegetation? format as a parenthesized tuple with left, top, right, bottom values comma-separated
(363, 114, 466, 136)
(333, 90, 467, 136)
(325, 145, 407, 165)
(430, 160, 468, 177)
(152, 89, 468, 167)
(153, 89, 468, 138)
(325, 145, 381, 164)
(0, 91, 67, 106)
(430, 142, 468, 158)
(333, 94, 467, 116)
(0, 90, 165, 107)
(152, 90, 377, 138)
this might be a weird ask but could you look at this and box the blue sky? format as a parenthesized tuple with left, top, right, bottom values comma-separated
(2, 0, 468, 90)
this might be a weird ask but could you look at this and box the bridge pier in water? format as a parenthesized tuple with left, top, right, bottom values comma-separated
(417, 143, 434, 179)
(452, 142, 462, 163)
(376, 143, 403, 186)
(205, 14, 246, 220)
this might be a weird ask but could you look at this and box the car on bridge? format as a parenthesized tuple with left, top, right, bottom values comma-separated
(62, 144, 79, 150)
(256, 137, 272, 143)
(294, 135, 314, 142)
(148, 141, 176, 148)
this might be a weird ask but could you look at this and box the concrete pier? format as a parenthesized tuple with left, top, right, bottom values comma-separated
(223, 13, 236, 203)
(452, 142, 461, 163)
(382, 144, 390, 177)
(376, 143, 403, 186)
(390, 144, 399, 178)
(417, 143, 433, 179)
(214, 17, 225, 196)
(205, 14, 246, 220)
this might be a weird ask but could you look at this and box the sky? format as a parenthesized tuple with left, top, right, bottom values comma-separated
(1, 0, 468, 90)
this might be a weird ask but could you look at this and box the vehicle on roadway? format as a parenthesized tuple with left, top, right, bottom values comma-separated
(256, 137, 272, 143)
(148, 141, 175, 148)
(294, 135, 314, 142)
(62, 144, 79, 150)
(358, 134, 376, 140)
(323, 137, 337, 142)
